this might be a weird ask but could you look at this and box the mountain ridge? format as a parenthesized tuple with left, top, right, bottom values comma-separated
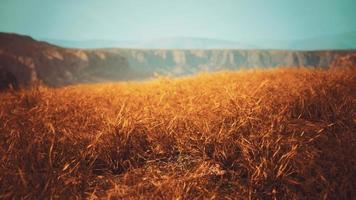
(43, 36, 256, 50)
(1, 32, 356, 89)
(40, 31, 356, 50)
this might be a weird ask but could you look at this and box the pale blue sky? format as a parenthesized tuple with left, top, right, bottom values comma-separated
(0, 0, 355, 42)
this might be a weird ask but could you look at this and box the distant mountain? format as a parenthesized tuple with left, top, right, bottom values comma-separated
(44, 37, 257, 49)
(1, 32, 356, 89)
(43, 32, 356, 50)
(130, 37, 257, 49)
(248, 32, 356, 50)
(289, 32, 356, 50)
(43, 39, 137, 49)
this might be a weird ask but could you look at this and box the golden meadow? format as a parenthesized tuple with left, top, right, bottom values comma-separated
(0, 67, 355, 199)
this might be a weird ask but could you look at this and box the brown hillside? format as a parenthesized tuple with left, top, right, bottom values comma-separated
(0, 33, 131, 88)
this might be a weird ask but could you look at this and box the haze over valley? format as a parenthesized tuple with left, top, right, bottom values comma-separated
(44, 32, 356, 50)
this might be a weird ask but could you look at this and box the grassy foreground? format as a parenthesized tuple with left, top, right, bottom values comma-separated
(0, 67, 355, 199)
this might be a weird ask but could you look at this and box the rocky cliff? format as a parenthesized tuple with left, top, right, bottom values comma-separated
(0, 33, 355, 89)
(0, 33, 131, 89)
(113, 49, 356, 76)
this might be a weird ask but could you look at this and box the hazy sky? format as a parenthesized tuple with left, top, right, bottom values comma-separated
(0, 0, 355, 41)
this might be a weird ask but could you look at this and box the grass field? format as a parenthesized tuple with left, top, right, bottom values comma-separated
(0, 67, 355, 199)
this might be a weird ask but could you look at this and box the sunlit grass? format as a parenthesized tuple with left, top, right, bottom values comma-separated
(0, 67, 355, 199)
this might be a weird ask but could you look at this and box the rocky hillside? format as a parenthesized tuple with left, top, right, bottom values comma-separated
(0, 33, 355, 89)
(0, 33, 131, 89)
(112, 49, 356, 76)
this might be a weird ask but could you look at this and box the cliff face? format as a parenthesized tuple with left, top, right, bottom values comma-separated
(0, 33, 130, 88)
(0, 33, 355, 89)
(115, 49, 356, 76)
(331, 52, 356, 67)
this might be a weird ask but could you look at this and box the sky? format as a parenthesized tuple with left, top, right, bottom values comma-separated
(0, 0, 355, 43)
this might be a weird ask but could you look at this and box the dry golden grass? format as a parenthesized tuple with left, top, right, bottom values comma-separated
(0, 67, 355, 199)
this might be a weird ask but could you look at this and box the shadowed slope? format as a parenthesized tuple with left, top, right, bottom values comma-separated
(0, 33, 132, 88)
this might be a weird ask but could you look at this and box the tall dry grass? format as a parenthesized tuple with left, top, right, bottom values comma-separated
(0, 67, 355, 199)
